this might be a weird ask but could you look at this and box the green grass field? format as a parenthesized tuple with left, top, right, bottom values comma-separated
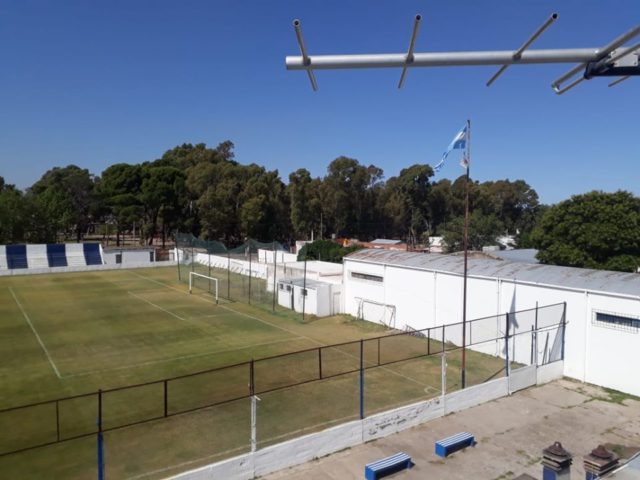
(0, 266, 509, 479)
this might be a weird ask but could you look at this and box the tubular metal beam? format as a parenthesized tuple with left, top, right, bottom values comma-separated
(486, 13, 558, 86)
(398, 14, 422, 89)
(552, 24, 640, 93)
(293, 19, 318, 91)
(286, 48, 599, 70)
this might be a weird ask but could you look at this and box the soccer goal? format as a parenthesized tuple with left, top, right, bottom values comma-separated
(189, 271, 219, 304)
(355, 297, 396, 329)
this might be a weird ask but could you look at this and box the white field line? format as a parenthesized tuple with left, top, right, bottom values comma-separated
(62, 337, 304, 379)
(8, 287, 62, 379)
(127, 270, 433, 389)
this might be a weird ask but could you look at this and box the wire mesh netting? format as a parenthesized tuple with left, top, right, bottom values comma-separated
(0, 302, 566, 478)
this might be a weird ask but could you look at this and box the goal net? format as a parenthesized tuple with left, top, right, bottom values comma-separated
(189, 271, 219, 304)
(356, 298, 397, 329)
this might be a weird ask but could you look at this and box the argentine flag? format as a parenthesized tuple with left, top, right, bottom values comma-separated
(434, 125, 468, 173)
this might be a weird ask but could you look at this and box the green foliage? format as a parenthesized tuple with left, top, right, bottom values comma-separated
(297, 240, 362, 263)
(441, 211, 505, 252)
(531, 190, 640, 272)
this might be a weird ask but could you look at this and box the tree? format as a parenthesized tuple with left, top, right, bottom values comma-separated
(531, 190, 640, 272)
(0, 178, 26, 243)
(382, 164, 434, 245)
(441, 211, 505, 252)
(29, 165, 97, 242)
(297, 239, 362, 263)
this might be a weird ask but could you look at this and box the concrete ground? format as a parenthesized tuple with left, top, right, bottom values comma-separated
(263, 379, 640, 480)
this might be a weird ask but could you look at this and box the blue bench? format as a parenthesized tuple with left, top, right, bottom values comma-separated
(435, 432, 476, 457)
(365, 452, 413, 480)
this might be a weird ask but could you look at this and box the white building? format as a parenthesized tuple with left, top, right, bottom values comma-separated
(343, 249, 640, 397)
(103, 247, 156, 265)
(277, 278, 343, 317)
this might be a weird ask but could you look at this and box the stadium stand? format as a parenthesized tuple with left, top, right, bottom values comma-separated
(0, 243, 104, 270)
(65, 244, 89, 267)
(46, 244, 68, 267)
(26, 244, 49, 269)
(6, 244, 28, 269)
(83, 243, 103, 265)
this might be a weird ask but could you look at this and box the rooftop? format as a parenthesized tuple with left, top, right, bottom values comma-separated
(345, 249, 640, 297)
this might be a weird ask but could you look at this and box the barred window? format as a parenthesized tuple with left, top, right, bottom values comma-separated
(351, 271, 383, 283)
(593, 311, 640, 333)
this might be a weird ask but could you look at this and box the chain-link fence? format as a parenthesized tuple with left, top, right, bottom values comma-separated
(0, 303, 566, 477)
(176, 233, 329, 320)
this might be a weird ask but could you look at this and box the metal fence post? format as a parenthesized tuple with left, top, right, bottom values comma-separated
(55, 400, 60, 442)
(272, 241, 277, 312)
(318, 347, 323, 379)
(561, 302, 567, 360)
(248, 243, 252, 305)
(427, 328, 431, 356)
(534, 301, 539, 366)
(250, 359, 257, 453)
(359, 339, 364, 420)
(227, 251, 231, 300)
(97, 389, 104, 480)
(505, 313, 511, 381)
(441, 351, 447, 397)
(163, 380, 168, 417)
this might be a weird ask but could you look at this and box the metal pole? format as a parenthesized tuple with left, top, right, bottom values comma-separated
(176, 234, 181, 282)
(505, 313, 511, 376)
(561, 302, 567, 360)
(248, 242, 252, 305)
(398, 14, 422, 89)
(461, 119, 471, 389)
(534, 301, 539, 366)
(208, 251, 212, 293)
(164, 380, 168, 417)
(56, 400, 60, 442)
(286, 48, 600, 70)
(227, 250, 231, 300)
(302, 256, 307, 322)
(250, 359, 257, 453)
(272, 241, 277, 312)
(441, 351, 447, 397)
(318, 347, 323, 379)
(292, 19, 318, 91)
(97, 389, 104, 480)
(359, 339, 364, 419)
(190, 244, 194, 273)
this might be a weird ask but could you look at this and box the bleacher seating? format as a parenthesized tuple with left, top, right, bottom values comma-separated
(6, 244, 28, 269)
(65, 244, 88, 267)
(47, 244, 68, 267)
(0, 246, 7, 270)
(0, 243, 104, 270)
(26, 244, 49, 269)
(83, 243, 103, 265)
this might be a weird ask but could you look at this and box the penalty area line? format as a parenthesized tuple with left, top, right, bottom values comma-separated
(8, 287, 62, 379)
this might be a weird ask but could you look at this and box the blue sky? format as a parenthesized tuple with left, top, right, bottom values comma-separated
(0, 0, 638, 204)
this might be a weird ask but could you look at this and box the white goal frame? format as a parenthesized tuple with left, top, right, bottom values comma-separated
(189, 271, 219, 304)
(355, 297, 396, 329)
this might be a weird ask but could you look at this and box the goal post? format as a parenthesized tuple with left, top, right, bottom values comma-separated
(189, 271, 219, 304)
(355, 297, 396, 329)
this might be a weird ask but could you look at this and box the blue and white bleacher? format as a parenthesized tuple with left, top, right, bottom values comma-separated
(0, 243, 104, 271)
(6, 244, 28, 269)
(26, 244, 49, 269)
(46, 244, 68, 267)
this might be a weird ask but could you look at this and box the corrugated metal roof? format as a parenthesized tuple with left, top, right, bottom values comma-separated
(489, 249, 539, 264)
(345, 249, 640, 297)
(371, 239, 403, 245)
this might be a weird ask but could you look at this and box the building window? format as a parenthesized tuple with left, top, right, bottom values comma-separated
(278, 284, 284, 291)
(301, 288, 308, 297)
(351, 271, 383, 283)
(593, 311, 640, 333)
(115, 253, 122, 264)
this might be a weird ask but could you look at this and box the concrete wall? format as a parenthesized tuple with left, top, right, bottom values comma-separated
(257, 249, 298, 264)
(194, 253, 268, 279)
(103, 249, 155, 265)
(0, 260, 175, 277)
(343, 258, 640, 397)
(171, 361, 563, 480)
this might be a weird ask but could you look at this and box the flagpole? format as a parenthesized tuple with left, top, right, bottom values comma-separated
(461, 119, 470, 389)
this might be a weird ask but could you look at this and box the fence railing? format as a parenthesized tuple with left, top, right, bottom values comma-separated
(0, 302, 566, 458)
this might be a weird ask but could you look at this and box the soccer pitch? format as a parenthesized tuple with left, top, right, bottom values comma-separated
(0, 267, 509, 479)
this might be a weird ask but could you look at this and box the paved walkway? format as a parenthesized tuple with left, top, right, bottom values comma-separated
(263, 379, 640, 480)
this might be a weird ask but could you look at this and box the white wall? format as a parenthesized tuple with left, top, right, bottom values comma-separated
(103, 249, 154, 265)
(171, 361, 563, 480)
(257, 249, 297, 264)
(343, 258, 640, 397)
(0, 260, 176, 277)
